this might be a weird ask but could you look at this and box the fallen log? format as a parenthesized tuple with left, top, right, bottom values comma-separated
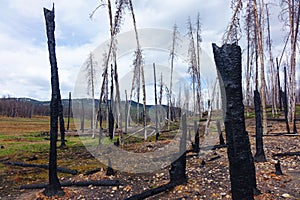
(272, 151, 300, 157)
(124, 182, 176, 200)
(251, 133, 300, 137)
(20, 180, 121, 189)
(211, 144, 227, 150)
(84, 168, 102, 176)
(3, 161, 77, 175)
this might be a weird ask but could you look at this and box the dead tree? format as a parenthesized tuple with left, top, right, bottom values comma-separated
(169, 113, 187, 185)
(254, 0, 268, 135)
(129, 0, 147, 140)
(279, 0, 300, 128)
(266, 4, 277, 117)
(58, 94, 66, 148)
(85, 52, 97, 138)
(283, 67, 291, 134)
(67, 92, 71, 131)
(153, 63, 159, 140)
(216, 120, 225, 145)
(253, 90, 267, 162)
(213, 43, 260, 200)
(169, 24, 177, 130)
(43, 5, 64, 196)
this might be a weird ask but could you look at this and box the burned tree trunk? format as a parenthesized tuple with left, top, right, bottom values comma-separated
(216, 120, 225, 145)
(58, 95, 66, 148)
(213, 43, 259, 200)
(169, 113, 187, 185)
(253, 90, 266, 162)
(67, 92, 71, 131)
(43, 5, 64, 196)
(283, 66, 290, 134)
(192, 121, 200, 153)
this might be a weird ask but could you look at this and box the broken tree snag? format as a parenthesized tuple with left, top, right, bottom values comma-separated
(216, 120, 225, 145)
(106, 158, 115, 176)
(275, 160, 283, 175)
(212, 43, 259, 200)
(43, 4, 64, 197)
(169, 113, 187, 185)
(253, 90, 267, 162)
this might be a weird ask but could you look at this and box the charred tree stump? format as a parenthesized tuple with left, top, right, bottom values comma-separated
(275, 160, 283, 175)
(106, 158, 115, 176)
(216, 120, 225, 145)
(43, 5, 64, 196)
(213, 43, 259, 200)
(253, 90, 267, 162)
(169, 113, 187, 185)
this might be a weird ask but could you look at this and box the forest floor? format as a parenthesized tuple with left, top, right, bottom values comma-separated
(0, 114, 299, 200)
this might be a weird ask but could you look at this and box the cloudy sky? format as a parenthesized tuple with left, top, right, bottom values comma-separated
(0, 0, 290, 101)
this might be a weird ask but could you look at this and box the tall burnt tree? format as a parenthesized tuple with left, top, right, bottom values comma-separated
(213, 43, 259, 200)
(43, 5, 64, 196)
(253, 90, 267, 162)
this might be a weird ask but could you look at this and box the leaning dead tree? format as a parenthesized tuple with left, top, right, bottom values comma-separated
(92, 0, 128, 144)
(43, 5, 64, 196)
(213, 43, 260, 200)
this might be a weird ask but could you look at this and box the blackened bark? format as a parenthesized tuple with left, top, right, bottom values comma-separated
(283, 66, 291, 134)
(109, 109, 114, 140)
(192, 120, 200, 153)
(275, 160, 283, 175)
(212, 43, 259, 200)
(43, 5, 64, 196)
(58, 94, 66, 148)
(254, 90, 267, 162)
(282, 90, 290, 134)
(216, 120, 225, 145)
(106, 158, 115, 176)
(20, 180, 121, 189)
(67, 92, 71, 131)
(276, 58, 282, 111)
(81, 99, 85, 132)
(169, 113, 187, 185)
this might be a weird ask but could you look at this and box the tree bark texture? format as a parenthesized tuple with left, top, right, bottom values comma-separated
(253, 90, 267, 162)
(212, 43, 258, 200)
(43, 5, 64, 196)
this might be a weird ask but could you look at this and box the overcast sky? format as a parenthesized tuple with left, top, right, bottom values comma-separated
(0, 0, 291, 101)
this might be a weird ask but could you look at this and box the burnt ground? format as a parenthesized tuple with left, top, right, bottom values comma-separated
(1, 118, 300, 200)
